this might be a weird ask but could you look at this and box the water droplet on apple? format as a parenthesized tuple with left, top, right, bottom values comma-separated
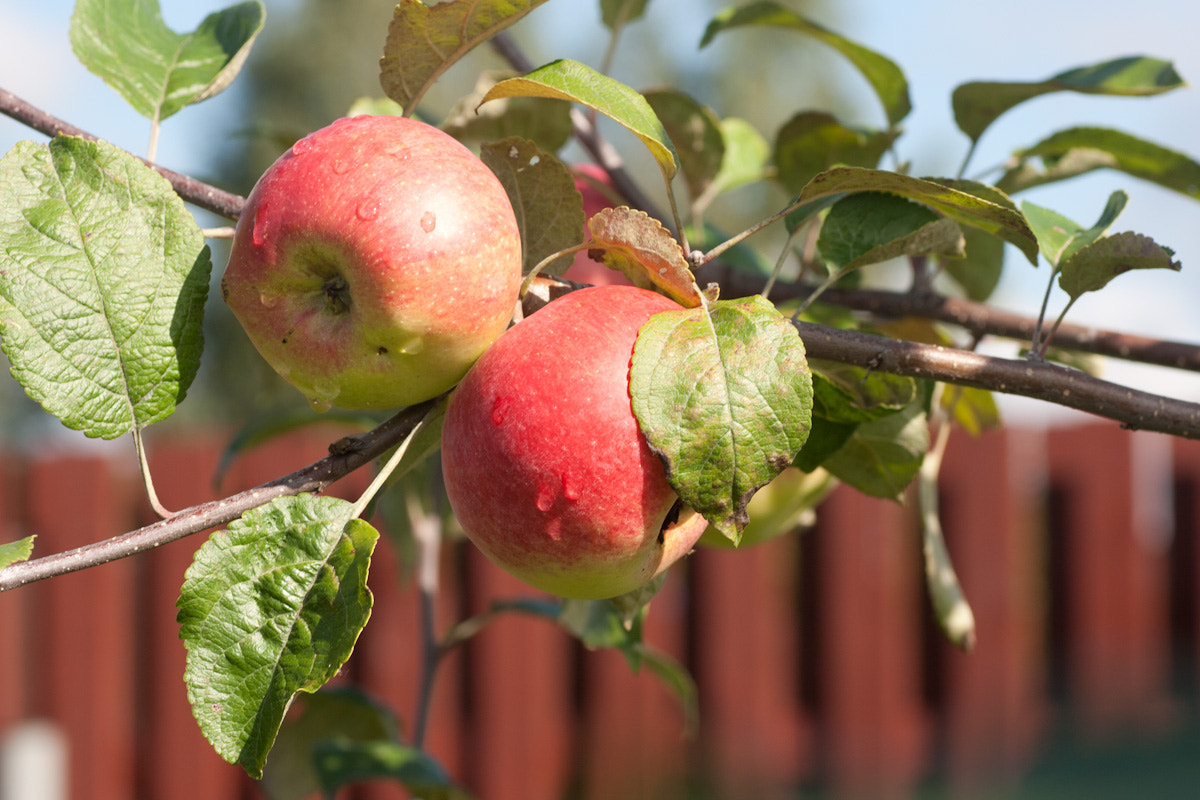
(331, 157, 355, 175)
(490, 396, 508, 425)
(356, 201, 379, 221)
(308, 396, 334, 413)
(398, 336, 424, 355)
(291, 137, 313, 156)
(561, 472, 581, 502)
(252, 205, 270, 247)
(420, 211, 437, 233)
(257, 291, 279, 308)
(535, 483, 556, 513)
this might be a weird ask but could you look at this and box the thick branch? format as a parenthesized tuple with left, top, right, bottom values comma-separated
(0, 87, 246, 220)
(0, 401, 436, 592)
(699, 261, 1200, 373)
(797, 320, 1200, 438)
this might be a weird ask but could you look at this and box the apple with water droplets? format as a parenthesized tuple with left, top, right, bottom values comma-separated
(440, 285, 709, 599)
(221, 114, 522, 411)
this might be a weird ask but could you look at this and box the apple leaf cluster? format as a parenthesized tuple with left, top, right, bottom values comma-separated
(2, 0, 1200, 794)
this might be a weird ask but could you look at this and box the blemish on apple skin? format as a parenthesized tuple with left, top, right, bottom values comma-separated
(490, 396, 508, 425)
(252, 205, 270, 246)
(420, 211, 437, 233)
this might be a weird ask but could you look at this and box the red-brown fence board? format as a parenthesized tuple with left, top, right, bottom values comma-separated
(1, 422, 1199, 799)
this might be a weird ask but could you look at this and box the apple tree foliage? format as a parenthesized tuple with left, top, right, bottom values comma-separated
(0, 0, 1197, 794)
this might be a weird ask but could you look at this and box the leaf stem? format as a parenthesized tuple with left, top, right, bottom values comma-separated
(133, 428, 172, 519)
(348, 411, 431, 520)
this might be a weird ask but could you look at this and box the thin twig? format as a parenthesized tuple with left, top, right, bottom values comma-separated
(0, 400, 438, 592)
(0, 87, 246, 219)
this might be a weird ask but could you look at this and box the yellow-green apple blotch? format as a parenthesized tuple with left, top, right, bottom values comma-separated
(221, 115, 522, 411)
(440, 285, 708, 599)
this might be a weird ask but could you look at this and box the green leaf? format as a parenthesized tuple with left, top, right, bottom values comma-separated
(944, 226, 1005, 302)
(817, 192, 964, 274)
(479, 138, 585, 276)
(630, 296, 813, 541)
(0, 536, 35, 570)
(601, 0, 651, 29)
(441, 71, 574, 152)
(481, 59, 679, 180)
(346, 96, 405, 117)
(810, 360, 916, 424)
(793, 166, 1039, 265)
(996, 127, 1200, 199)
(380, 0, 550, 113)
(700, 1, 911, 126)
(261, 688, 399, 800)
(942, 385, 1000, 438)
(177, 495, 378, 778)
(774, 111, 893, 195)
(0, 137, 211, 440)
(70, 0, 264, 122)
(1057, 231, 1181, 301)
(953, 56, 1185, 144)
(313, 740, 471, 800)
(1022, 190, 1127, 267)
(709, 117, 770, 196)
(644, 89, 725, 202)
(823, 396, 928, 500)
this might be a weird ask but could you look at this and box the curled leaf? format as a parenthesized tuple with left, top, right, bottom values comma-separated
(587, 207, 703, 307)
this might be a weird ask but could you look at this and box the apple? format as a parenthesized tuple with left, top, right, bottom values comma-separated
(221, 114, 522, 411)
(440, 285, 708, 599)
(561, 164, 633, 288)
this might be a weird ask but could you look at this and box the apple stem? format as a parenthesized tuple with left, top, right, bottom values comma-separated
(519, 244, 593, 298)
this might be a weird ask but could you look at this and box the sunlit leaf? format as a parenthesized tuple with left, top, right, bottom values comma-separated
(480, 138, 584, 276)
(700, 1, 911, 126)
(953, 56, 1184, 144)
(631, 296, 812, 541)
(481, 59, 678, 179)
(0, 536, 35, 570)
(1022, 190, 1127, 267)
(70, 0, 265, 122)
(0, 137, 211, 439)
(380, 0, 550, 112)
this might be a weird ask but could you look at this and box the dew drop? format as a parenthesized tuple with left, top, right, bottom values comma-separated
(561, 472, 581, 502)
(420, 211, 437, 233)
(257, 291, 279, 309)
(398, 336, 424, 355)
(535, 482, 556, 513)
(252, 204, 270, 247)
(490, 396, 508, 425)
(308, 396, 334, 413)
(356, 201, 379, 221)
(291, 137, 313, 156)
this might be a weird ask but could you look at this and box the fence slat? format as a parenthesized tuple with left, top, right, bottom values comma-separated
(938, 429, 1048, 790)
(24, 454, 139, 800)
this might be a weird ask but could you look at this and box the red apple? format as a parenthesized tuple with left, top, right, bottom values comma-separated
(440, 285, 708, 599)
(562, 164, 633, 288)
(222, 115, 522, 411)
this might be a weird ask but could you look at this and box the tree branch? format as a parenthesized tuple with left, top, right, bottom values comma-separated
(0, 400, 437, 592)
(0, 87, 246, 220)
(698, 261, 1200, 373)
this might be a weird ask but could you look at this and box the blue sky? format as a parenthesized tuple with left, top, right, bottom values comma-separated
(3, 0, 1199, 424)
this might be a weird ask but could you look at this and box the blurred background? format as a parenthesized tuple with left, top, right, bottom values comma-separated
(2, 1, 1199, 798)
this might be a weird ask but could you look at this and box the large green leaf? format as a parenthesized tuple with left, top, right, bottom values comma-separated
(823, 396, 928, 501)
(479, 138, 584, 276)
(792, 166, 1039, 264)
(774, 111, 893, 195)
(700, 1, 911, 126)
(380, 0, 551, 113)
(817, 192, 964, 274)
(644, 89, 725, 202)
(480, 59, 679, 180)
(1058, 231, 1181, 302)
(953, 56, 1184, 144)
(177, 495, 378, 778)
(996, 127, 1200, 199)
(630, 296, 812, 541)
(0, 136, 211, 439)
(70, 0, 264, 122)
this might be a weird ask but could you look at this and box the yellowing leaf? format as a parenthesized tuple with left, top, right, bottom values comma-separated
(587, 208, 703, 307)
(380, 0, 550, 113)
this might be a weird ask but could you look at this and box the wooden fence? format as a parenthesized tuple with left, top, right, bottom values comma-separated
(1, 421, 1198, 799)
